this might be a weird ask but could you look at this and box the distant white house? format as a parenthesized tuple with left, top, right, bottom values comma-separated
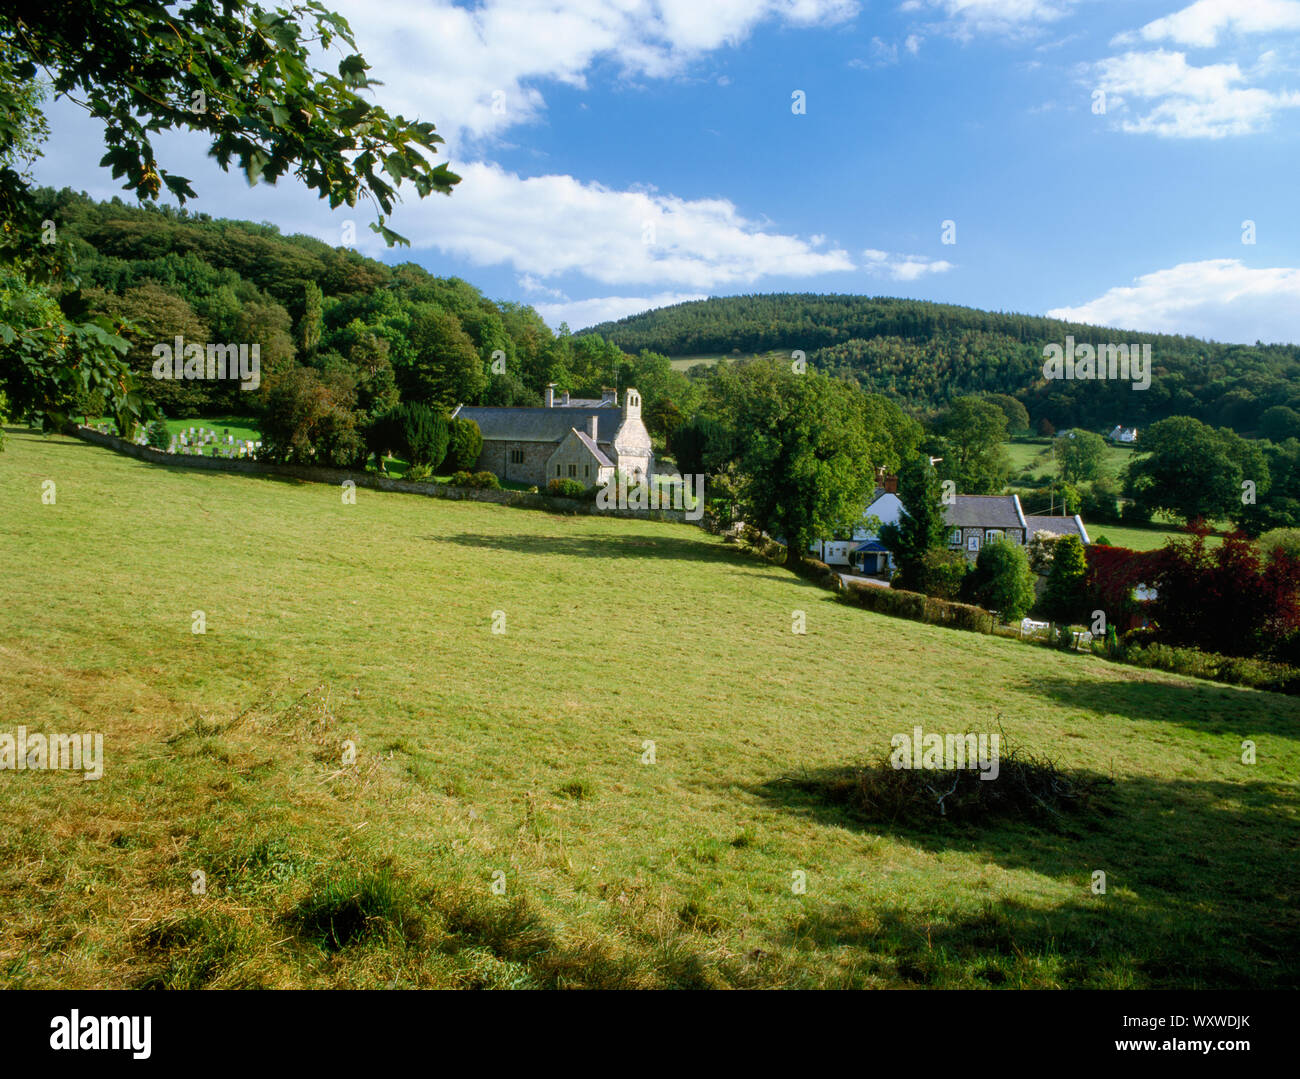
(809, 483, 904, 575)
(1109, 425, 1138, 443)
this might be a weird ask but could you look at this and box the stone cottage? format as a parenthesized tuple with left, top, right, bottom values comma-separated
(453, 387, 654, 488)
(945, 494, 1029, 561)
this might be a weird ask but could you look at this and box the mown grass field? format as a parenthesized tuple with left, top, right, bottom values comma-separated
(1, 428, 1297, 989)
(1005, 436, 1136, 483)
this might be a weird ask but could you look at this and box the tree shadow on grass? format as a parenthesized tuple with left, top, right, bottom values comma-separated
(424, 531, 747, 565)
(1019, 673, 1300, 742)
(753, 768, 1300, 986)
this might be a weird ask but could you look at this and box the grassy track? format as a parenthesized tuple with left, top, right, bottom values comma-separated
(1, 429, 1296, 988)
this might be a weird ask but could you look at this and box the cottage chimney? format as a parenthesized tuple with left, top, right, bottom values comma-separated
(883, 474, 898, 494)
(588, 415, 598, 440)
(622, 388, 641, 420)
(561, 389, 570, 406)
(545, 383, 555, 408)
(601, 387, 617, 406)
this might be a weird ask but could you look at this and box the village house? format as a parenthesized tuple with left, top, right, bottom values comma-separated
(814, 480, 1094, 575)
(808, 472, 904, 575)
(1109, 425, 1138, 443)
(1023, 514, 1090, 545)
(453, 385, 654, 488)
(945, 494, 1029, 560)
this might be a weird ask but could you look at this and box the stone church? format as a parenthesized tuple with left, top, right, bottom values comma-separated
(453, 385, 654, 488)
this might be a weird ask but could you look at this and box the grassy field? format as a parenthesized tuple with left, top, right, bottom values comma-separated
(1005, 436, 1135, 483)
(2, 428, 1297, 989)
(165, 416, 261, 452)
(1004, 438, 1221, 550)
(667, 350, 790, 372)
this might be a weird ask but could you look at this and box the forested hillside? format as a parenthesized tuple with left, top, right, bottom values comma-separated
(583, 294, 1300, 434)
(28, 187, 633, 421)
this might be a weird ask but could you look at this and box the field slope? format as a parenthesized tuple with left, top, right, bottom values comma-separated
(1, 429, 1297, 988)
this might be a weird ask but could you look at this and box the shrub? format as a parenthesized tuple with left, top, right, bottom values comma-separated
(450, 470, 502, 490)
(923, 596, 994, 633)
(261, 366, 365, 466)
(793, 557, 837, 588)
(368, 402, 448, 468)
(444, 416, 483, 471)
(1259, 528, 1300, 561)
(404, 462, 434, 482)
(1036, 534, 1088, 624)
(919, 549, 968, 600)
(782, 744, 1108, 827)
(145, 419, 170, 450)
(842, 582, 927, 622)
(398, 403, 448, 467)
(547, 477, 585, 498)
(964, 537, 1035, 622)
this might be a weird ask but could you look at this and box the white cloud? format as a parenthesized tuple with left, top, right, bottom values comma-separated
(1090, 49, 1300, 137)
(1115, 0, 1300, 49)
(35, 99, 853, 293)
(905, 33, 923, 55)
(533, 291, 708, 330)
(861, 248, 954, 281)
(1047, 259, 1300, 344)
(517, 274, 567, 300)
(392, 162, 855, 289)
(908, 0, 1075, 38)
(324, 0, 860, 150)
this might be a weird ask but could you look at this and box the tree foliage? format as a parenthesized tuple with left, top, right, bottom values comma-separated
(880, 454, 949, 593)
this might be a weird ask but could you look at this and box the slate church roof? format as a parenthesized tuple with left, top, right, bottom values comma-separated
(453, 406, 622, 445)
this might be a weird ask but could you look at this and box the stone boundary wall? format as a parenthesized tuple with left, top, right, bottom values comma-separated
(67, 426, 693, 524)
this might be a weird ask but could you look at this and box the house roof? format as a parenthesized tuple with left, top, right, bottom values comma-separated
(943, 494, 1027, 531)
(1024, 515, 1091, 545)
(456, 406, 622, 444)
(572, 428, 613, 467)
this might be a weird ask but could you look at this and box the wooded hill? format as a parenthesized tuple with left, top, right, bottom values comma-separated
(582, 294, 1300, 434)
(30, 186, 623, 420)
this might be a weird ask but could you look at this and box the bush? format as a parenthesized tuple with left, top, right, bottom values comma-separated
(399, 403, 448, 467)
(449, 470, 502, 490)
(404, 462, 434, 482)
(261, 366, 365, 466)
(842, 582, 926, 622)
(783, 743, 1108, 826)
(1036, 534, 1088, 624)
(145, 419, 170, 450)
(919, 549, 968, 600)
(1259, 528, 1300, 561)
(547, 477, 585, 498)
(368, 402, 448, 468)
(839, 583, 994, 635)
(964, 537, 1036, 622)
(444, 417, 483, 471)
(793, 557, 838, 588)
(922, 596, 995, 633)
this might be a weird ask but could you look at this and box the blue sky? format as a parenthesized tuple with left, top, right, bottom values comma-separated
(33, 0, 1300, 342)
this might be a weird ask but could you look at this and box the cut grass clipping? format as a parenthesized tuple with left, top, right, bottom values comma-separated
(782, 740, 1111, 827)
